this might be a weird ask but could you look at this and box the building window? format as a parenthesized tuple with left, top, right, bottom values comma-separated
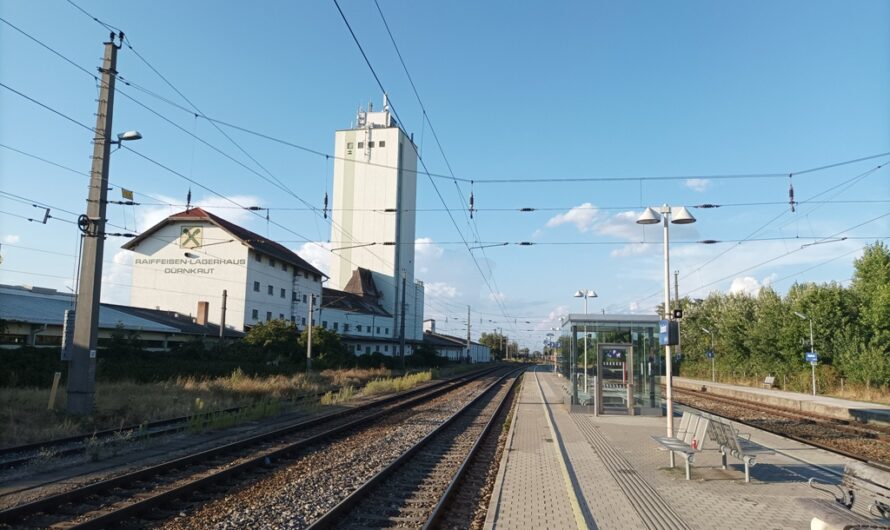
(268, 285, 273, 295)
(252, 309, 258, 320)
(266, 311, 272, 321)
(302, 294, 307, 303)
(344, 324, 350, 332)
(378, 140, 385, 147)
(255, 253, 262, 263)
(333, 322, 339, 331)
(291, 316, 296, 323)
(314, 274, 320, 282)
(270, 258, 276, 268)
(322, 321, 328, 329)
(282, 263, 287, 271)
(375, 345, 380, 352)
(253, 281, 260, 292)
(304, 271, 309, 278)
(385, 327, 389, 334)
(357, 142, 364, 148)
(366, 346, 371, 354)
(357, 325, 362, 332)
(347, 142, 353, 149)
(293, 292, 298, 301)
(356, 344, 361, 352)
(279, 313, 284, 320)
(384, 345, 389, 352)
(376, 326, 380, 334)
(280, 288, 286, 299)
(368, 141, 375, 148)
(301, 317, 306, 326)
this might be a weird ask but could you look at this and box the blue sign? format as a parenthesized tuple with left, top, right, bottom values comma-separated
(805, 352, 818, 363)
(659, 319, 679, 346)
(706, 350, 714, 359)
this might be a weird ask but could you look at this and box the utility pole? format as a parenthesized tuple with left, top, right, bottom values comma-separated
(67, 33, 121, 415)
(219, 289, 227, 342)
(399, 272, 407, 370)
(466, 305, 471, 363)
(674, 270, 681, 362)
(306, 294, 314, 371)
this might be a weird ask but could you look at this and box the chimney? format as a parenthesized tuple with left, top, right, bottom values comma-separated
(196, 301, 209, 326)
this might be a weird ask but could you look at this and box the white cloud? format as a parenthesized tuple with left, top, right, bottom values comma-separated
(296, 241, 331, 276)
(136, 194, 263, 233)
(728, 276, 762, 295)
(426, 281, 458, 298)
(100, 247, 132, 305)
(488, 291, 507, 303)
(415, 237, 444, 259)
(546, 203, 599, 232)
(595, 210, 641, 239)
(685, 178, 711, 192)
(2, 234, 20, 244)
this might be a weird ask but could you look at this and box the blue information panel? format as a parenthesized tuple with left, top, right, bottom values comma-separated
(706, 351, 714, 359)
(805, 352, 818, 363)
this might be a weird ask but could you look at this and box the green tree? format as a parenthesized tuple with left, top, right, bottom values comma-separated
(479, 331, 507, 360)
(298, 326, 354, 368)
(244, 319, 300, 359)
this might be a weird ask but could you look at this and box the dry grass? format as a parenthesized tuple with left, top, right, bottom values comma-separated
(362, 371, 432, 396)
(0, 367, 410, 447)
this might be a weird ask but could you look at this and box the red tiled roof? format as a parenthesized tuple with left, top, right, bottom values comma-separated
(121, 207, 325, 277)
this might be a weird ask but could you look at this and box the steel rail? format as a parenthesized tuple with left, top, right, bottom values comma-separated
(671, 387, 877, 466)
(422, 368, 523, 529)
(0, 391, 331, 470)
(0, 366, 497, 526)
(306, 366, 524, 529)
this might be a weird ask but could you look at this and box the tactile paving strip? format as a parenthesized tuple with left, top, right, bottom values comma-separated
(573, 415, 690, 530)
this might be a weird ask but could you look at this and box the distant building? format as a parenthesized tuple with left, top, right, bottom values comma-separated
(422, 319, 491, 363)
(0, 284, 242, 350)
(123, 207, 325, 332)
(330, 100, 425, 349)
(318, 268, 399, 356)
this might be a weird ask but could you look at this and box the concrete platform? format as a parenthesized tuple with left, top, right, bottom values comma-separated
(673, 376, 890, 425)
(485, 367, 887, 530)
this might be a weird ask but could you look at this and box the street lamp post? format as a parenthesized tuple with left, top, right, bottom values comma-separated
(636, 204, 696, 450)
(794, 311, 817, 395)
(702, 327, 715, 382)
(574, 289, 597, 394)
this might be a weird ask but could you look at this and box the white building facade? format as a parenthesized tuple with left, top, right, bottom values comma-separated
(124, 208, 324, 332)
(330, 102, 425, 346)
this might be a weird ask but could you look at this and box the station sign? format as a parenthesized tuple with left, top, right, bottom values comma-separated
(805, 351, 818, 363)
(659, 320, 679, 346)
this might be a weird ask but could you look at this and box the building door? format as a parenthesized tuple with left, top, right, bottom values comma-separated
(596, 343, 635, 416)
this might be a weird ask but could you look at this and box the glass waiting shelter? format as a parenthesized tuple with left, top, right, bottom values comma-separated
(558, 314, 664, 416)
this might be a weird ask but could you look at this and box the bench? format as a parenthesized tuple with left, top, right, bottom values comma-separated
(802, 462, 890, 529)
(651, 411, 710, 480)
(707, 416, 774, 483)
(762, 375, 776, 389)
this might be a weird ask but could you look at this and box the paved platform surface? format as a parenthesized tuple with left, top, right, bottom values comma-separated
(673, 376, 890, 424)
(485, 367, 883, 530)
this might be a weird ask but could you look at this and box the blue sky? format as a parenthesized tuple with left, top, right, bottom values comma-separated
(1, 1, 888, 348)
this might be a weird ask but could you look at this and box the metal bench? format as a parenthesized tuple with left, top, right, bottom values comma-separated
(803, 461, 890, 529)
(762, 375, 776, 388)
(707, 416, 774, 482)
(651, 411, 710, 480)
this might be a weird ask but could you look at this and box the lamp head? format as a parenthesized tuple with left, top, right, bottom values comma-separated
(793, 311, 808, 320)
(117, 130, 142, 142)
(670, 206, 697, 224)
(701, 327, 710, 334)
(636, 207, 661, 225)
(574, 290, 584, 298)
(588, 291, 598, 298)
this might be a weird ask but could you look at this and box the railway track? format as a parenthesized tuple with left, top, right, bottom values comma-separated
(0, 366, 502, 529)
(308, 367, 522, 529)
(0, 390, 330, 471)
(671, 385, 890, 466)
